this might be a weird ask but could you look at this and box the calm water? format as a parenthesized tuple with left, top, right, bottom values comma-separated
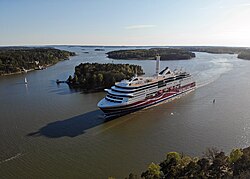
(1, 46, 250, 178)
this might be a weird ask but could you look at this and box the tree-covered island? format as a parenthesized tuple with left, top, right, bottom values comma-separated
(67, 63, 144, 92)
(110, 146, 250, 179)
(179, 46, 250, 60)
(106, 48, 195, 60)
(107, 46, 250, 61)
(0, 47, 76, 76)
(237, 50, 250, 60)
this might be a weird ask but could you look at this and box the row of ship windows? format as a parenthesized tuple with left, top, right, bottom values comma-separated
(106, 84, 183, 103)
(105, 97, 122, 103)
(112, 84, 158, 94)
(107, 92, 151, 102)
(146, 86, 181, 98)
(113, 76, 189, 93)
(115, 75, 188, 90)
(108, 78, 190, 100)
(110, 86, 157, 98)
(128, 94, 145, 102)
(108, 81, 180, 100)
(107, 94, 123, 100)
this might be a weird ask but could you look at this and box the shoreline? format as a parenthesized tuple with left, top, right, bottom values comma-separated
(0, 64, 53, 77)
(0, 47, 76, 77)
(0, 69, 34, 76)
(0, 48, 249, 179)
(109, 57, 193, 61)
(106, 48, 196, 61)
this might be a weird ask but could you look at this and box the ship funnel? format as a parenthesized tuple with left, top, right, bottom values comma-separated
(156, 55, 161, 76)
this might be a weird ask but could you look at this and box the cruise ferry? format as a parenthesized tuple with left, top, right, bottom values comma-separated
(98, 55, 196, 117)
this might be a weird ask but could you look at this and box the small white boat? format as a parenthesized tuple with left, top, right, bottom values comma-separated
(24, 77, 28, 84)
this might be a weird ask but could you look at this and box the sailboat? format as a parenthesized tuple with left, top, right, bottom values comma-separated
(24, 77, 28, 84)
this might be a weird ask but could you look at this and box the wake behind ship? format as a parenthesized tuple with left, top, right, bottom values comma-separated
(98, 55, 196, 117)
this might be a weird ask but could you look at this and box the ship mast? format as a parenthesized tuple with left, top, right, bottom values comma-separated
(156, 55, 161, 78)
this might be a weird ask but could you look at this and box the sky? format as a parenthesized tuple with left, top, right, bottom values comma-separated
(1, 0, 250, 46)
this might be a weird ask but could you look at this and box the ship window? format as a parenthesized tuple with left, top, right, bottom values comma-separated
(158, 80, 166, 88)
(165, 79, 175, 83)
(108, 92, 132, 98)
(147, 91, 157, 96)
(107, 94, 123, 100)
(146, 94, 153, 99)
(158, 84, 166, 88)
(105, 97, 122, 103)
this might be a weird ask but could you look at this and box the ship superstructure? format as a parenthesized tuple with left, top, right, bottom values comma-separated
(98, 55, 196, 117)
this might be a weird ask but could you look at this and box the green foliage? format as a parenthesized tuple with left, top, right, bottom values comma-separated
(231, 147, 250, 176)
(166, 152, 181, 163)
(67, 75, 73, 82)
(73, 75, 78, 83)
(107, 48, 195, 60)
(181, 46, 245, 54)
(125, 147, 250, 179)
(180, 46, 250, 60)
(203, 147, 219, 160)
(108, 177, 116, 179)
(208, 151, 231, 178)
(238, 50, 250, 60)
(229, 148, 243, 164)
(68, 63, 144, 91)
(108, 46, 250, 61)
(0, 47, 75, 75)
(141, 163, 162, 179)
(178, 156, 192, 169)
(125, 173, 139, 179)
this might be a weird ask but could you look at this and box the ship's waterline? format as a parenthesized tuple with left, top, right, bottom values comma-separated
(1, 46, 250, 179)
(98, 55, 196, 117)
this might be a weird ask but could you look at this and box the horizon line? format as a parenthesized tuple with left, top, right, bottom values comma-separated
(0, 44, 250, 48)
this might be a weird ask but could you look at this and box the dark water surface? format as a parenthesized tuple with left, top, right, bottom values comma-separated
(1, 46, 250, 178)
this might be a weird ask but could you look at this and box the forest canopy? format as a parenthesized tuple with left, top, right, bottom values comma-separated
(179, 46, 250, 60)
(67, 63, 144, 91)
(106, 48, 195, 60)
(0, 47, 75, 75)
(119, 146, 250, 179)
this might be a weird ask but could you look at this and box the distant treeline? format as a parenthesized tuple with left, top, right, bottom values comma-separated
(180, 46, 244, 54)
(67, 63, 144, 91)
(106, 48, 195, 60)
(107, 46, 250, 61)
(111, 146, 250, 179)
(0, 47, 75, 75)
(179, 46, 250, 60)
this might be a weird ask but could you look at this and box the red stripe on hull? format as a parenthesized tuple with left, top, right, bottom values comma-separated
(100, 82, 195, 116)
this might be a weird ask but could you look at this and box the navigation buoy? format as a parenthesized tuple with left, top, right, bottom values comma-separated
(171, 112, 174, 115)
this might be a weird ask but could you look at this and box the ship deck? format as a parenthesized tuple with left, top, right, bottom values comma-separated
(125, 76, 166, 87)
